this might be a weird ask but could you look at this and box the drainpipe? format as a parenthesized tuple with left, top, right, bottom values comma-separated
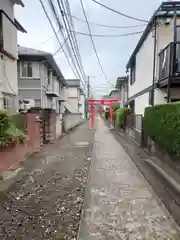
(151, 19, 157, 106)
(167, 7, 177, 103)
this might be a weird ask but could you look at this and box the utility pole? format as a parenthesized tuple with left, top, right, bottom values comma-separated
(87, 76, 90, 99)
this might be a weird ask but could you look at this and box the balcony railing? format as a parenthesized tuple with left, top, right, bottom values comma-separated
(46, 84, 59, 98)
(159, 42, 180, 84)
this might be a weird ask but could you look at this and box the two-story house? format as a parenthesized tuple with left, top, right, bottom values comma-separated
(18, 45, 67, 138)
(0, 0, 26, 113)
(115, 76, 128, 107)
(18, 45, 67, 110)
(127, 1, 180, 115)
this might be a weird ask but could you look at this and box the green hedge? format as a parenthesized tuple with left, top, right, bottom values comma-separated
(10, 114, 26, 132)
(144, 102, 180, 159)
(115, 108, 131, 129)
(0, 110, 26, 150)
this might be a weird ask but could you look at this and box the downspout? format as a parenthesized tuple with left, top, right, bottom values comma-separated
(167, 7, 177, 103)
(151, 19, 157, 106)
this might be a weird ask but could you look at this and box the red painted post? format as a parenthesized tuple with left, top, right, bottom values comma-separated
(110, 104, 113, 122)
(92, 107, 94, 128)
(88, 98, 121, 129)
(89, 105, 93, 129)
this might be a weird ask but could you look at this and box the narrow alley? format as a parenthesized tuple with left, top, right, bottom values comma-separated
(0, 118, 180, 239)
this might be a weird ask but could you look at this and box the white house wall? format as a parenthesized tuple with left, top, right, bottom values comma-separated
(56, 114, 62, 139)
(154, 89, 166, 105)
(79, 94, 85, 119)
(68, 87, 78, 98)
(128, 17, 180, 114)
(129, 31, 154, 97)
(134, 92, 149, 115)
(1, 0, 14, 20)
(0, 0, 19, 110)
(129, 19, 180, 98)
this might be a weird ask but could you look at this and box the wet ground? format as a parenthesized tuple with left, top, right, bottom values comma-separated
(79, 117, 180, 240)
(0, 121, 95, 240)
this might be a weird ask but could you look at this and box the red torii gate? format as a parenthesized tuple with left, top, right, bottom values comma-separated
(88, 98, 121, 128)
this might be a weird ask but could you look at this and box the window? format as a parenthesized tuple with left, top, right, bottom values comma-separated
(21, 62, 33, 77)
(3, 95, 16, 114)
(47, 70, 51, 85)
(130, 58, 136, 85)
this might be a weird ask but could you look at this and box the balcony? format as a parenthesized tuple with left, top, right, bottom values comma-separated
(46, 84, 59, 98)
(158, 42, 180, 87)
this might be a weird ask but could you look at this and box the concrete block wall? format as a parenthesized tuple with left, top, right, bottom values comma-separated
(64, 113, 82, 132)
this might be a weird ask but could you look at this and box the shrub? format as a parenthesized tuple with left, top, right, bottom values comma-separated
(10, 114, 26, 133)
(0, 109, 10, 133)
(0, 110, 26, 150)
(115, 108, 131, 129)
(144, 102, 180, 159)
(105, 108, 110, 120)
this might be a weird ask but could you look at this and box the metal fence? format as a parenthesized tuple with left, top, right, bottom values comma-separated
(126, 114, 143, 146)
(126, 114, 142, 131)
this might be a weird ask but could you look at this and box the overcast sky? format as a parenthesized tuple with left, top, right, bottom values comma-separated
(15, 0, 160, 97)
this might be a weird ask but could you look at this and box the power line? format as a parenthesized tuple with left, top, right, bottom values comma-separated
(57, 0, 86, 87)
(48, 0, 87, 93)
(65, 12, 147, 29)
(63, 0, 88, 86)
(52, 36, 69, 56)
(39, 0, 81, 81)
(92, 0, 148, 23)
(73, 30, 143, 38)
(79, 0, 114, 87)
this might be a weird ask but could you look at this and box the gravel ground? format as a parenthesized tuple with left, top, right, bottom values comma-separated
(0, 121, 95, 240)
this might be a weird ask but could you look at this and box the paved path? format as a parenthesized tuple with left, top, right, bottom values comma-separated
(79, 117, 180, 239)
(0, 122, 95, 240)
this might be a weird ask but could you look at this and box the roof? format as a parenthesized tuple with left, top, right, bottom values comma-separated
(115, 76, 128, 88)
(66, 79, 81, 88)
(126, 1, 180, 69)
(0, 10, 26, 33)
(18, 45, 67, 86)
(12, 0, 24, 7)
(14, 18, 26, 33)
(108, 89, 120, 96)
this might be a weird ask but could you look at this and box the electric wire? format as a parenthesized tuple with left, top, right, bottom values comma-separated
(48, 0, 87, 93)
(62, 0, 87, 81)
(65, 11, 147, 29)
(79, 0, 114, 87)
(92, 0, 148, 23)
(73, 30, 144, 37)
(57, 0, 87, 87)
(39, 0, 81, 83)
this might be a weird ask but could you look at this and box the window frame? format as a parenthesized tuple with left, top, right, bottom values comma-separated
(20, 61, 33, 78)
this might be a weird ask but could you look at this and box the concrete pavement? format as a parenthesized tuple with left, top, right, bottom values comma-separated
(78, 117, 180, 239)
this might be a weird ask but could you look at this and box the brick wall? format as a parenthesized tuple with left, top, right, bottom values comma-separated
(0, 112, 41, 173)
